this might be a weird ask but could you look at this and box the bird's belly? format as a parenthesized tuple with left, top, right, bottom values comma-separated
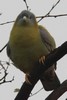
(9, 30, 49, 73)
(11, 41, 48, 73)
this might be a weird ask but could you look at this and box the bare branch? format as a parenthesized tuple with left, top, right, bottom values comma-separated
(0, 13, 67, 26)
(48, 14, 67, 18)
(45, 80, 67, 100)
(36, 14, 67, 19)
(46, 0, 60, 15)
(38, 0, 60, 22)
(0, 61, 14, 85)
(0, 0, 61, 25)
(30, 87, 43, 97)
(23, 0, 29, 10)
(0, 43, 8, 53)
(0, 76, 14, 85)
(0, 20, 15, 25)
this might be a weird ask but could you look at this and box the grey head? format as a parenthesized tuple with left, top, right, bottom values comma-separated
(15, 10, 37, 26)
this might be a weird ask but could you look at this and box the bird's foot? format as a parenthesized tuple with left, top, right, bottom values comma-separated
(25, 73, 32, 85)
(39, 56, 45, 64)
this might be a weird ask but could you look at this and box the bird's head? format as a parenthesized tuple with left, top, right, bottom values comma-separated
(14, 10, 38, 27)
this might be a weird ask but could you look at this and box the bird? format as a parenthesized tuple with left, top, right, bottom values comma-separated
(7, 10, 60, 91)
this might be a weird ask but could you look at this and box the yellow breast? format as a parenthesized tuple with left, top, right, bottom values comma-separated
(9, 26, 48, 73)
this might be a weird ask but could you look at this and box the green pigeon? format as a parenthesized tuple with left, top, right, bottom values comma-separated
(7, 10, 60, 91)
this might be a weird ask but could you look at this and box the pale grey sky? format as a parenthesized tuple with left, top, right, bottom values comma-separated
(0, 0, 67, 100)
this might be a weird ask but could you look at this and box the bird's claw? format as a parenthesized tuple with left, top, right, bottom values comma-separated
(25, 73, 32, 85)
(39, 56, 45, 64)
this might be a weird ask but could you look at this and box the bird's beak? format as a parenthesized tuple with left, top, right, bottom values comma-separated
(23, 16, 27, 21)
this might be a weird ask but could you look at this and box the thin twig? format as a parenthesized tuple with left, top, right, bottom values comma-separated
(46, 0, 60, 15)
(0, 13, 67, 26)
(0, 20, 15, 25)
(0, 61, 14, 85)
(0, 0, 61, 26)
(36, 14, 67, 18)
(48, 14, 67, 18)
(0, 76, 14, 85)
(23, 0, 29, 10)
(30, 87, 43, 97)
(0, 43, 8, 53)
(38, 0, 60, 22)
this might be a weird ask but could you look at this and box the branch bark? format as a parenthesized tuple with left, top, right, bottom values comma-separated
(15, 41, 67, 100)
(45, 80, 67, 100)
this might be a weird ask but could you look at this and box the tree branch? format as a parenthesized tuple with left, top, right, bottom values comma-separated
(0, 61, 14, 85)
(38, 0, 60, 22)
(0, 20, 15, 25)
(30, 87, 43, 97)
(0, 0, 66, 25)
(0, 43, 8, 52)
(36, 14, 67, 19)
(23, 0, 29, 10)
(15, 41, 67, 100)
(0, 13, 67, 26)
(0, 0, 63, 25)
(45, 80, 67, 100)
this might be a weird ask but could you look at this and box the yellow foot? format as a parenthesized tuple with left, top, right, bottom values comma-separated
(39, 56, 45, 64)
(25, 73, 32, 85)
